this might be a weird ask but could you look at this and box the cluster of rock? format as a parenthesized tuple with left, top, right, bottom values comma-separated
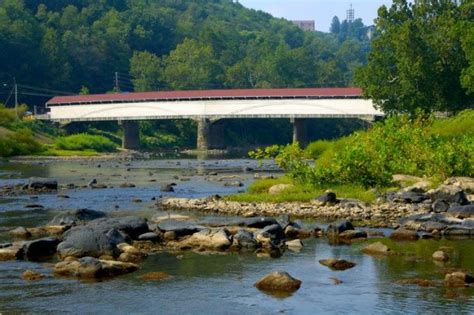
(0, 209, 324, 280)
(159, 177, 473, 229)
(0, 178, 58, 196)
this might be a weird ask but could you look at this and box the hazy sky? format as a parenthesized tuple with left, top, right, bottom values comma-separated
(239, 0, 393, 32)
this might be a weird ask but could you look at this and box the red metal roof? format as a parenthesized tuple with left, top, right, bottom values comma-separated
(47, 87, 363, 105)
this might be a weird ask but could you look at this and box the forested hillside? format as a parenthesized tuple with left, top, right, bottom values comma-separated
(0, 0, 370, 100)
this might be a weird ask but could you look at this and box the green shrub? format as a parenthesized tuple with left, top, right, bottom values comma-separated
(252, 110, 474, 188)
(0, 129, 43, 157)
(56, 134, 117, 152)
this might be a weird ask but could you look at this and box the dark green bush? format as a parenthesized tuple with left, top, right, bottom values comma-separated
(56, 134, 117, 152)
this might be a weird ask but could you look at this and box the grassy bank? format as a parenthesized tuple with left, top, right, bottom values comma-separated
(226, 177, 381, 203)
(0, 105, 120, 157)
(232, 110, 474, 203)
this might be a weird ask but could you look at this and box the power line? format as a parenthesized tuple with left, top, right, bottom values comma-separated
(17, 84, 76, 96)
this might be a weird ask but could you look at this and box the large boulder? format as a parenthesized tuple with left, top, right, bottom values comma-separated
(49, 209, 107, 226)
(431, 199, 450, 213)
(54, 257, 138, 279)
(18, 238, 60, 261)
(428, 185, 469, 205)
(447, 205, 474, 219)
(179, 228, 232, 250)
(254, 271, 301, 292)
(87, 217, 149, 239)
(255, 224, 285, 247)
(57, 227, 127, 258)
(26, 178, 58, 191)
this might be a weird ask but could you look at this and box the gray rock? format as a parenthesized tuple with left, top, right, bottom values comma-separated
(87, 179, 97, 187)
(442, 226, 473, 236)
(232, 217, 278, 229)
(157, 219, 202, 237)
(50, 209, 107, 226)
(315, 192, 337, 205)
(387, 191, 429, 204)
(431, 199, 449, 213)
(326, 220, 354, 236)
(429, 185, 469, 205)
(54, 257, 138, 279)
(58, 227, 127, 258)
(18, 238, 60, 261)
(87, 216, 149, 239)
(27, 178, 58, 191)
(260, 224, 285, 241)
(223, 181, 244, 187)
(160, 183, 176, 192)
(447, 205, 474, 219)
(420, 221, 447, 232)
(338, 229, 367, 240)
(233, 229, 259, 250)
(138, 232, 161, 242)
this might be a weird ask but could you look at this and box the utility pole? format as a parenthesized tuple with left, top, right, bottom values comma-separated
(115, 72, 120, 92)
(13, 77, 18, 119)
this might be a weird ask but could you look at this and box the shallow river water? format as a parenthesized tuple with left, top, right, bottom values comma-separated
(0, 158, 473, 314)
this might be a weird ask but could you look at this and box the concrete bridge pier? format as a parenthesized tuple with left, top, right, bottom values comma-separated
(196, 118, 225, 150)
(197, 118, 211, 151)
(121, 120, 140, 150)
(291, 118, 308, 147)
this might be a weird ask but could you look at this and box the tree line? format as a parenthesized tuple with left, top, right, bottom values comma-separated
(0, 0, 370, 101)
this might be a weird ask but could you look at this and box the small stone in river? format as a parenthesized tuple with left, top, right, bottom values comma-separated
(140, 272, 171, 281)
(362, 242, 392, 256)
(389, 228, 419, 241)
(22, 270, 45, 281)
(132, 198, 142, 203)
(319, 258, 356, 271)
(9, 227, 32, 239)
(330, 277, 343, 285)
(433, 250, 449, 262)
(254, 271, 302, 292)
(444, 272, 474, 287)
(397, 278, 437, 287)
(285, 239, 303, 251)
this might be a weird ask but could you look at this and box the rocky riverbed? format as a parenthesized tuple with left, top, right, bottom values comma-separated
(0, 159, 473, 313)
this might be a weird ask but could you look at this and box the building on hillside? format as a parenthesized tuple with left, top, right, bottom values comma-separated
(291, 20, 315, 32)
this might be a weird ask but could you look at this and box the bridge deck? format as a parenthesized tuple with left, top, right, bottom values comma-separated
(43, 88, 382, 122)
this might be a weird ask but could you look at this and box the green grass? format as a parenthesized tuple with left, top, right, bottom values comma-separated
(36, 148, 100, 157)
(226, 177, 381, 203)
(56, 134, 117, 153)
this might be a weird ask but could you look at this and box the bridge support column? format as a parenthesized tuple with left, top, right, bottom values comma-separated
(291, 118, 308, 147)
(121, 120, 140, 150)
(197, 118, 211, 151)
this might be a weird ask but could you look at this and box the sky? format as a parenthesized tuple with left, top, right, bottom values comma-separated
(238, 0, 393, 32)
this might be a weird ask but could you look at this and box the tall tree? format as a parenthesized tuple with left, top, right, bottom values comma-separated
(356, 0, 473, 114)
(330, 16, 340, 34)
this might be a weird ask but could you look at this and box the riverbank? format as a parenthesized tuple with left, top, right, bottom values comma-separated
(159, 197, 427, 228)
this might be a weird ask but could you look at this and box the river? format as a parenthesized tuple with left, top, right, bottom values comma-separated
(0, 158, 473, 314)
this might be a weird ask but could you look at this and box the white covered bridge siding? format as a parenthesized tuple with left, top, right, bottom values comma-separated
(44, 88, 383, 150)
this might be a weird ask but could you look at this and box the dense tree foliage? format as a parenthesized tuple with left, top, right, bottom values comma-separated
(0, 0, 371, 102)
(356, 0, 474, 114)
